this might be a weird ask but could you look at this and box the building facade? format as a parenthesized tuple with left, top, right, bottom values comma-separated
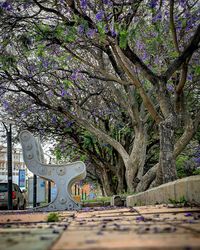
(0, 146, 29, 185)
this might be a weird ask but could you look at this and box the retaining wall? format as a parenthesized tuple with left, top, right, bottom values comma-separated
(126, 175, 200, 207)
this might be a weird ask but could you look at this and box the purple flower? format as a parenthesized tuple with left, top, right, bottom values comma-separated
(80, 0, 87, 9)
(179, 0, 186, 8)
(96, 10, 104, 21)
(103, 0, 113, 5)
(149, 0, 158, 9)
(66, 121, 73, 127)
(187, 75, 192, 81)
(185, 212, 192, 217)
(111, 29, 117, 37)
(167, 84, 174, 92)
(61, 89, 69, 97)
(136, 216, 145, 222)
(51, 116, 57, 124)
(40, 58, 49, 68)
(71, 70, 80, 80)
(1, 1, 12, 11)
(194, 158, 200, 164)
(86, 29, 96, 38)
(2, 100, 9, 110)
(152, 11, 162, 23)
(77, 25, 84, 35)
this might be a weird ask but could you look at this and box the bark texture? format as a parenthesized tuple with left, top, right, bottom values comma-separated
(159, 115, 177, 183)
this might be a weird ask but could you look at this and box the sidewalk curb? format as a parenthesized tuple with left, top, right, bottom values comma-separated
(126, 175, 200, 207)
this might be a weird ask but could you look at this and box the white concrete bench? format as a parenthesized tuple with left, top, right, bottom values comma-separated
(19, 130, 86, 211)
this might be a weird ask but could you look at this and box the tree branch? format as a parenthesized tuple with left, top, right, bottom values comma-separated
(163, 24, 200, 81)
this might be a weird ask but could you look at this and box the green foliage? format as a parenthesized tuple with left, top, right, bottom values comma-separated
(176, 155, 189, 178)
(193, 168, 200, 175)
(169, 196, 187, 206)
(195, 65, 200, 75)
(64, 26, 77, 43)
(54, 148, 62, 161)
(119, 29, 128, 49)
(63, 79, 73, 88)
(46, 212, 59, 222)
(82, 131, 96, 148)
(96, 22, 106, 42)
(36, 44, 46, 57)
(0, 55, 16, 69)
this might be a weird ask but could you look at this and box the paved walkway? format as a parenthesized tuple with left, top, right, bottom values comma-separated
(0, 205, 200, 250)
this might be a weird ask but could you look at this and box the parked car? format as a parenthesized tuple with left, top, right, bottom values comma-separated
(0, 182, 27, 210)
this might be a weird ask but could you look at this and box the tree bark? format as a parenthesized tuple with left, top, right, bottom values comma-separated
(159, 115, 177, 183)
(136, 163, 158, 192)
(101, 169, 116, 196)
(125, 126, 147, 192)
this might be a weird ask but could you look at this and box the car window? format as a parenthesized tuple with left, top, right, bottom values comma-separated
(0, 183, 7, 192)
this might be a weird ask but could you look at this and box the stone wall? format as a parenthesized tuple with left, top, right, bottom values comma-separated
(126, 175, 200, 207)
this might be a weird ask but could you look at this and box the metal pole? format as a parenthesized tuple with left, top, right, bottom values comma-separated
(7, 124, 13, 210)
(48, 181, 51, 203)
(75, 184, 77, 196)
(33, 175, 37, 207)
(81, 189, 84, 200)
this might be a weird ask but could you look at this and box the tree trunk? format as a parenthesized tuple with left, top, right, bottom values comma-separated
(136, 163, 158, 192)
(101, 169, 116, 196)
(159, 115, 177, 183)
(125, 126, 147, 192)
(116, 158, 126, 194)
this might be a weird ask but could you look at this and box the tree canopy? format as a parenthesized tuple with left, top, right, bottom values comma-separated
(0, 0, 200, 195)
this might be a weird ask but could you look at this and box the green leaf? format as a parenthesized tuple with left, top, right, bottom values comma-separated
(195, 65, 200, 75)
(119, 30, 128, 49)
(63, 79, 73, 87)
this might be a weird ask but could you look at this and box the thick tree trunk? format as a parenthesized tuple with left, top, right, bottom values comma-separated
(136, 164, 158, 192)
(159, 115, 177, 183)
(101, 169, 116, 196)
(116, 158, 126, 193)
(125, 126, 147, 192)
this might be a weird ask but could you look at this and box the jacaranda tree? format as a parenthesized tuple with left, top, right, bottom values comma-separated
(0, 0, 199, 192)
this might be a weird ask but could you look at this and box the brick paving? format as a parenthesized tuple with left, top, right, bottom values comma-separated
(0, 205, 200, 250)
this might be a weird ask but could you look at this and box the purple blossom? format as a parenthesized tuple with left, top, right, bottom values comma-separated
(149, 0, 158, 9)
(47, 91, 53, 97)
(194, 158, 200, 164)
(179, 0, 186, 8)
(104, 25, 109, 33)
(185, 212, 193, 217)
(61, 89, 69, 97)
(152, 11, 162, 23)
(177, 21, 182, 30)
(136, 216, 145, 222)
(2, 100, 9, 110)
(66, 121, 73, 127)
(77, 25, 84, 35)
(51, 116, 57, 124)
(167, 84, 174, 92)
(22, 2, 31, 10)
(80, 0, 87, 9)
(86, 29, 96, 38)
(1, 1, 12, 11)
(187, 75, 192, 81)
(111, 29, 117, 37)
(96, 10, 104, 21)
(70, 70, 80, 81)
(40, 58, 49, 68)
